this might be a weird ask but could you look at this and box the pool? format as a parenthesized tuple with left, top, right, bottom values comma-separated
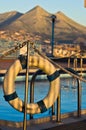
(0, 77, 86, 122)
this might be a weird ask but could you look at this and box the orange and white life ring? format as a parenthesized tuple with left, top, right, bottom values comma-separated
(3, 54, 60, 114)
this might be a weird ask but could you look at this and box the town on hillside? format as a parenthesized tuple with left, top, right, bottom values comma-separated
(0, 6, 86, 59)
(0, 30, 86, 59)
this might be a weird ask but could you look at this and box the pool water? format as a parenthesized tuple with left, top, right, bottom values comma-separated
(0, 77, 86, 122)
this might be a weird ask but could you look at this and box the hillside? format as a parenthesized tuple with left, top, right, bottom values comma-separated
(54, 11, 86, 40)
(0, 6, 86, 41)
(0, 11, 23, 29)
(1, 6, 52, 35)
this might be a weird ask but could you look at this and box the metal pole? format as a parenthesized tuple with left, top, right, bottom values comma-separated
(30, 78, 34, 119)
(77, 79, 82, 117)
(52, 103, 55, 116)
(23, 42, 30, 130)
(75, 58, 77, 71)
(51, 15, 56, 56)
(56, 88, 61, 122)
(80, 57, 83, 77)
(30, 69, 43, 119)
(73, 57, 77, 71)
(68, 58, 70, 68)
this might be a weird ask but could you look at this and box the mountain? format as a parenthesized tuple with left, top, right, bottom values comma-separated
(0, 6, 86, 41)
(55, 11, 86, 40)
(1, 6, 52, 35)
(0, 11, 23, 29)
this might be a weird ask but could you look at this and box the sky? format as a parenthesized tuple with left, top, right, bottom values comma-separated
(0, 0, 86, 26)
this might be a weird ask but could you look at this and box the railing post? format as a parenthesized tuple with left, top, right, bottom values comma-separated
(80, 57, 83, 76)
(77, 79, 82, 117)
(68, 58, 71, 68)
(30, 76, 35, 119)
(23, 42, 30, 130)
(73, 57, 77, 71)
(56, 90, 61, 122)
(52, 104, 55, 116)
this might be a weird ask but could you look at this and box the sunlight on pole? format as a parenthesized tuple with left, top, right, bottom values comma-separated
(23, 42, 30, 130)
(84, 0, 86, 7)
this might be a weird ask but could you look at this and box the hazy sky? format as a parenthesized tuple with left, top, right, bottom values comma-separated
(0, 0, 86, 26)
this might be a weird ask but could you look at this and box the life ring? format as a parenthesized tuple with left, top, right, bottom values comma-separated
(3, 54, 60, 114)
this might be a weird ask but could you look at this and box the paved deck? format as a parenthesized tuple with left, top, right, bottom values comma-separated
(0, 114, 86, 130)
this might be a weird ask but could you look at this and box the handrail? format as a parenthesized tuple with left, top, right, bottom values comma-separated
(60, 68, 81, 117)
(30, 69, 43, 119)
(30, 68, 82, 122)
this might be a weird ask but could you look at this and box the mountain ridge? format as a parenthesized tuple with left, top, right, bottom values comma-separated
(0, 11, 23, 29)
(0, 5, 86, 41)
(56, 11, 86, 31)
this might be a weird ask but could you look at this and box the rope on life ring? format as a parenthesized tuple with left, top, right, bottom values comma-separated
(3, 54, 60, 114)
